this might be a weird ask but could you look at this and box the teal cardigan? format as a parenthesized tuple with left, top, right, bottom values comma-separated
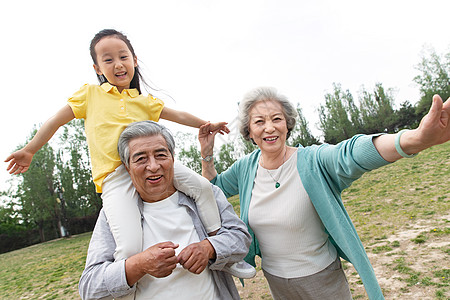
(211, 134, 389, 300)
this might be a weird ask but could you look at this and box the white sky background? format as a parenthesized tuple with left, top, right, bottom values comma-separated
(1, 0, 449, 193)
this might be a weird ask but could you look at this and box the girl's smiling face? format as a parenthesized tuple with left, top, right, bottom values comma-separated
(248, 100, 288, 154)
(93, 36, 138, 93)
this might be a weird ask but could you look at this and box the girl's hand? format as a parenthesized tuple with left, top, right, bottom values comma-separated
(208, 122, 230, 135)
(5, 149, 34, 175)
(4, 105, 75, 175)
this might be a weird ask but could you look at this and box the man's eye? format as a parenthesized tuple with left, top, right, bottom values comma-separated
(134, 157, 145, 163)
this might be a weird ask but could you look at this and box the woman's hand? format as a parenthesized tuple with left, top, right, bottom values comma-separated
(374, 95, 450, 162)
(198, 122, 221, 180)
(413, 95, 450, 149)
(198, 122, 221, 158)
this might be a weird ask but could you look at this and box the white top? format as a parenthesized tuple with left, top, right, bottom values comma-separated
(136, 192, 219, 300)
(248, 153, 337, 278)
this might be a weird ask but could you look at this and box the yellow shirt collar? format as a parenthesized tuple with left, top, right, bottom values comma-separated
(100, 82, 140, 98)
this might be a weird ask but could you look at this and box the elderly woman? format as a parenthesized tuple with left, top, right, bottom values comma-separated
(198, 87, 450, 300)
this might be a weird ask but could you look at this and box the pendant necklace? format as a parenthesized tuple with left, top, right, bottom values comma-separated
(261, 148, 286, 189)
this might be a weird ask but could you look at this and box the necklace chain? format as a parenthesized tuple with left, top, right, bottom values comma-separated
(261, 148, 287, 189)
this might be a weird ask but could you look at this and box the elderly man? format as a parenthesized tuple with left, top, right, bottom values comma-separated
(79, 121, 251, 299)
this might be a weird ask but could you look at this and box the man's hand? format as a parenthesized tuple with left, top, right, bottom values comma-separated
(125, 241, 179, 286)
(177, 239, 216, 274)
(140, 242, 180, 277)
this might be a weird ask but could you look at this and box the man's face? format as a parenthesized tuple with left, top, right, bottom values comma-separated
(127, 134, 176, 203)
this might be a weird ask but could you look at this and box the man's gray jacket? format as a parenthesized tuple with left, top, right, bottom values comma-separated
(79, 185, 251, 299)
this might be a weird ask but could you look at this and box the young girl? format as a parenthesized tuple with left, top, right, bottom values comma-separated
(5, 29, 255, 279)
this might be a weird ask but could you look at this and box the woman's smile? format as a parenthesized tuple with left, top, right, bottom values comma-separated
(248, 100, 288, 153)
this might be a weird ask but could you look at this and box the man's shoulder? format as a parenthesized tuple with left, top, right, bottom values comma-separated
(96, 208, 112, 228)
(96, 208, 107, 220)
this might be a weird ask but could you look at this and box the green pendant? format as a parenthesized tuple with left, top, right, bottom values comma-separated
(275, 182, 280, 188)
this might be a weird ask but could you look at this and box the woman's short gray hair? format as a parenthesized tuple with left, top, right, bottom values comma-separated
(118, 121, 175, 168)
(238, 87, 298, 143)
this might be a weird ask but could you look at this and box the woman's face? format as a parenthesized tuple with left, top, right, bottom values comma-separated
(248, 100, 288, 154)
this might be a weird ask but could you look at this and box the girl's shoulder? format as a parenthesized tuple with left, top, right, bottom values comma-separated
(72, 83, 100, 93)
(78, 83, 98, 89)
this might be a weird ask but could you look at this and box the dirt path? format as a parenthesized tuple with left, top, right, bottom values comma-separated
(234, 214, 449, 299)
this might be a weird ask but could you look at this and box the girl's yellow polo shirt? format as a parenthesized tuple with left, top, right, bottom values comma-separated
(67, 83, 164, 193)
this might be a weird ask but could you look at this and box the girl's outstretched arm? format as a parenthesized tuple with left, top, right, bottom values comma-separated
(5, 104, 75, 175)
(160, 107, 229, 133)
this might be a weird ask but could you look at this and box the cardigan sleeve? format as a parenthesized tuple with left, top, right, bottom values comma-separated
(210, 157, 242, 198)
(313, 134, 390, 192)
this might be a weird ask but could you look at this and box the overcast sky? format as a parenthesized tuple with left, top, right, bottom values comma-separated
(1, 0, 449, 193)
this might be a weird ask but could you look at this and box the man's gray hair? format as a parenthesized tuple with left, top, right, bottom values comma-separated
(118, 121, 175, 168)
(238, 87, 298, 143)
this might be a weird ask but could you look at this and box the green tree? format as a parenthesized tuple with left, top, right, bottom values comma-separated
(394, 100, 420, 130)
(56, 119, 100, 218)
(13, 129, 59, 242)
(319, 83, 362, 144)
(7, 121, 101, 242)
(215, 142, 237, 174)
(290, 104, 319, 147)
(175, 131, 240, 175)
(173, 132, 194, 152)
(174, 132, 202, 174)
(0, 198, 27, 235)
(359, 83, 397, 134)
(238, 137, 258, 155)
(178, 145, 202, 174)
(414, 46, 450, 119)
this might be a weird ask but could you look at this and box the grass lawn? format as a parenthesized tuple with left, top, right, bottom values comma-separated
(340, 141, 449, 299)
(0, 233, 90, 299)
(0, 142, 448, 299)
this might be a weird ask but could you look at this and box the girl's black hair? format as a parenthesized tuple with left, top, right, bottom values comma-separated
(90, 29, 146, 94)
